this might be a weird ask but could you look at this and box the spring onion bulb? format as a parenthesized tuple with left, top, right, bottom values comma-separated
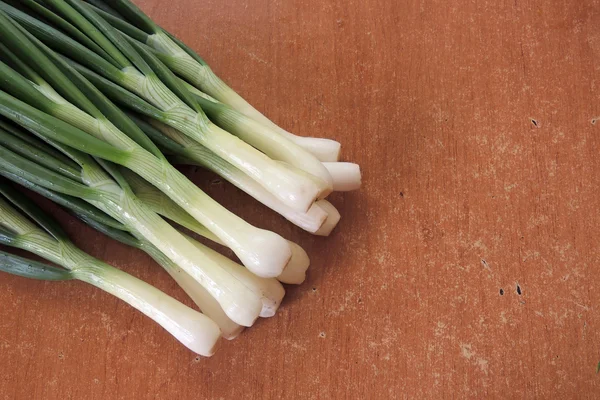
(323, 162, 363, 192)
(314, 200, 342, 236)
(0, 183, 221, 356)
(184, 235, 286, 318)
(277, 242, 310, 285)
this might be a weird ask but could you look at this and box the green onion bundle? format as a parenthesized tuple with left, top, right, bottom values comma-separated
(0, 0, 361, 356)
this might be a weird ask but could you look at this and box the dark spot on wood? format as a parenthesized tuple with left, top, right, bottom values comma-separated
(500, 288, 504, 296)
(422, 227, 434, 241)
(531, 119, 539, 127)
(211, 178, 222, 185)
(399, 192, 404, 198)
(516, 284, 522, 295)
(592, 119, 597, 125)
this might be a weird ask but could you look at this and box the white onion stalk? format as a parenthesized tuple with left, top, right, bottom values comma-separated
(323, 162, 362, 191)
(133, 234, 244, 339)
(71, 210, 245, 339)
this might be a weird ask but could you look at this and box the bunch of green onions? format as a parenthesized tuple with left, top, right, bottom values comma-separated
(0, 0, 361, 356)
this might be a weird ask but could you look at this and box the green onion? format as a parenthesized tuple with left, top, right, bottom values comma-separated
(3, 145, 285, 320)
(131, 114, 336, 234)
(0, 0, 361, 355)
(58, 57, 339, 234)
(0, 169, 245, 337)
(0, 182, 221, 356)
(74, 213, 246, 340)
(0, 9, 295, 279)
(97, 0, 342, 161)
(0, 117, 264, 327)
(12, 0, 327, 212)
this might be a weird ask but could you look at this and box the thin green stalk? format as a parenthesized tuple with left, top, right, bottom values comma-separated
(0, 124, 82, 181)
(5, 0, 118, 67)
(82, 0, 122, 17)
(0, 250, 72, 281)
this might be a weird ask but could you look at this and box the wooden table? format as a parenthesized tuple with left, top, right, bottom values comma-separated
(1, 0, 599, 398)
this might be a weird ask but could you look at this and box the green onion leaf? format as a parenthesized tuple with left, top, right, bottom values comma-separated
(0, 181, 68, 241)
(0, 250, 73, 281)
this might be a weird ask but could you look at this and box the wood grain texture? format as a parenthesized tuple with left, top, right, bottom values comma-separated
(1, 0, 600, 398)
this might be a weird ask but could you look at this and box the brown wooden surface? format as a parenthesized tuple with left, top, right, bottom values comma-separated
(1, 0, 600, 398)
